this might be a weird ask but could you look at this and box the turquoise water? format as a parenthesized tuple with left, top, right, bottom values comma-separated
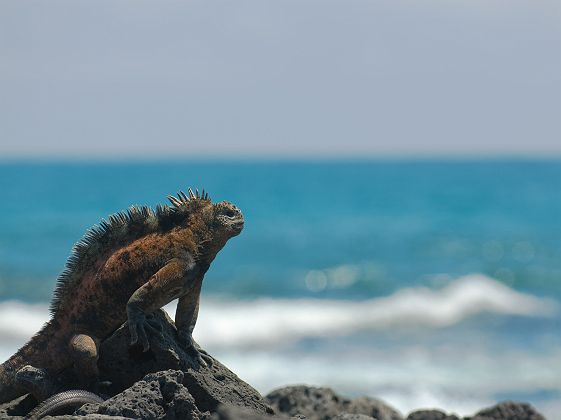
(0, 160, 560, 416)
(1, 160, 560, 300)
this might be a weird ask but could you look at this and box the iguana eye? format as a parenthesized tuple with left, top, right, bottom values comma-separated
(223, 208, 236, 218)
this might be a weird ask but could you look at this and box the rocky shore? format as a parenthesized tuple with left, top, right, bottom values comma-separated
(0, 310, 546, 420)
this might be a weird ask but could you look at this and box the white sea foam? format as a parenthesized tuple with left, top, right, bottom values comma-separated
(0, 274, 559, 417)
(0, 301, 50, 361)
(0, 274, 557, 355)
(187, 274, 558, 348)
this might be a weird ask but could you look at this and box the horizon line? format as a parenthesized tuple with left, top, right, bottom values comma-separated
(1, 153, 561, 164)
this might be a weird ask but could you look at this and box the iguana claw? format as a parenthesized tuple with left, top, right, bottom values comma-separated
(196, 347, 214, 368)
(128, 311, 163, 352)
(177, 331, 213, 367)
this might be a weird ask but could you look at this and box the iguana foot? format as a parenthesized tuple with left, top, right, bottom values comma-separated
(195, 347, 214, 368)
(127, 310, 164, 352)
(177, 331, 213, 368)
(189, 347, 213, 368)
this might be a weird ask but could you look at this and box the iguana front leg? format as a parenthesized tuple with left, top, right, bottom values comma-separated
(175, 282, 213, 367)
(127, 257, 194, 351)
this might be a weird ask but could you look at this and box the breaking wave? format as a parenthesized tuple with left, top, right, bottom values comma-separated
(0, 274, 558, 359)
(189, 274, 558, 348)
(1, 274, 559, 417)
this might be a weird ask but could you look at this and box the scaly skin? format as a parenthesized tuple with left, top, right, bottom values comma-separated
(26, 389, 105, 419)
(0, 188, 244, 404)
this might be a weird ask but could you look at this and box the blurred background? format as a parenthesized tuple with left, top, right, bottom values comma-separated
(1, 1, 560, 417)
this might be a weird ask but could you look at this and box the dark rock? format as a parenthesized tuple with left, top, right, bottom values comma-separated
(97, 309, 273, 415)
(468, 401, 545, 420)
(210, 403, 295, 420)
(181, 360, 273, 415)
(406, 409, 459, 420)
(346, 396, 402, 420)
(266, 386, 402, 420)
(266, 386, 346, 419)
(43, 416, 133, 419)
(96, 310, 198, 391)
(76, 370, 201, 419)
(333, 414, 376, 420)
(0, 393, 36, 418)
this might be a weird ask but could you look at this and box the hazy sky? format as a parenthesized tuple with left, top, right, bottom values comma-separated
(1, 0, 560, 158)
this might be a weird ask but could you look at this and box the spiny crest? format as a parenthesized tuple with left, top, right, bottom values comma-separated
(50, 204, 161, 315)
(167, 187, 210, 208)
(50, 188, 210, 315)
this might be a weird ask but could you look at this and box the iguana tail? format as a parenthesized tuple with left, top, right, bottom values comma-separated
(0, 320, 57, 404)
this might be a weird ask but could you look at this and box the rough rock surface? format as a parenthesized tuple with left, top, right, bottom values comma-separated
(332, 414, 377, 420)
(266, 386, 345, 419)
(76, 370, 201, 419)
(95, 309, 273, 416)
(346, 396, 402, 420)
(209, 404, 299, 420)
(43, 416, 133, 420)
(0, 393, 36, 418)
(466, 401, 546, 420)
(406, 409, 460, 420)
(266, 386, 402, 420)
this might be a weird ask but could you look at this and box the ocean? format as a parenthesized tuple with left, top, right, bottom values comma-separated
(0, 160, 560, 417)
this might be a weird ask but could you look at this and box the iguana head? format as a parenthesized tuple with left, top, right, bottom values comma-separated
(212, 200, 244, 239)
(167, 188, 244, 245)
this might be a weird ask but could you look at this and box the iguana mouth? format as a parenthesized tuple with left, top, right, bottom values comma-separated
(227, 216, 243, 233)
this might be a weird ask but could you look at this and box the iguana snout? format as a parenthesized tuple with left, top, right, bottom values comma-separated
(213, 201, 244, 237)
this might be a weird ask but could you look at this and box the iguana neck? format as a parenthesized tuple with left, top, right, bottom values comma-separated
(185, 219, 228, 266)
(199, 235, 229, 266)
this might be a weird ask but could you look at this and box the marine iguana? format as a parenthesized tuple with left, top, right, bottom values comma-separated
(0, 188, 244, 405)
